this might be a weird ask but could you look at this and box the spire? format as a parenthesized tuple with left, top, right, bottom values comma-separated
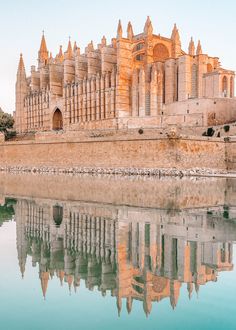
(73, 41, 77, 52)
(144, 16, 153, 36)
(101, 35, 107, 47)
(117, 19, 123, 39)
(127, 21, 134, 40)
(171, 23, 177, 39)
(38, 32, 48, 63)
(59, 45, 63, 57)
(56, 45, 64, 63)
(66, 39, 73, 59)
(17, 54, 26, 77)
(196, 40, 202, 55)
(88, 40, 94, 52)
(171, 23, 180, 43)
(188, 37, 195, 56)
(171, 23, 181, 58)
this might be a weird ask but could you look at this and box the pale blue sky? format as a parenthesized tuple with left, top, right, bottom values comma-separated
(0, 0, 235, 113)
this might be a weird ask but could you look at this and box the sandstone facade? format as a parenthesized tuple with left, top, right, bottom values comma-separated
(14, 18, 236, 134)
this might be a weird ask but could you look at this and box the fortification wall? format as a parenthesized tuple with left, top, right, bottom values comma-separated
(0, 132, 228, 175)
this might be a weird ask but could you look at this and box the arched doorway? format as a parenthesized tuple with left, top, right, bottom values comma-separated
(52, 108, 63, 130)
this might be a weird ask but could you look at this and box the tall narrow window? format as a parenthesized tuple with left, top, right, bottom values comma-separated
(163, 71, 165, 104)
(230, 76, 234, 98)
(222, 76, 228, 97)
(191, 64, 198, 98)
(145, 91, 150, 116)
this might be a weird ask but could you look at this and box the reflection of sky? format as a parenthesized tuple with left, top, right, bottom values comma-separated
(0, 0, 236, 113)
(0, 221, 236, 330)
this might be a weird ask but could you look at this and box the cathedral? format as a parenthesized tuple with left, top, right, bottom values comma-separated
(15, 17, 235, 134)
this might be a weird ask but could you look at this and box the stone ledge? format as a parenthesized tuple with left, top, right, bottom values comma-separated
(0, 166, 233, 178)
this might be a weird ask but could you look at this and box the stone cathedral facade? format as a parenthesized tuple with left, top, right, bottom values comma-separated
(15, 17, 235, 134)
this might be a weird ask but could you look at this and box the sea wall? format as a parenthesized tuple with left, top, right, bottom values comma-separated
(0, 132, 228, 175)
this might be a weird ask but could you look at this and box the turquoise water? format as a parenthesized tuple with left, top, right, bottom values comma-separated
(0, 176, 236, 330)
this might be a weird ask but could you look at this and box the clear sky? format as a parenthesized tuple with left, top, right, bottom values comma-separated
(0, 0, 235, 113)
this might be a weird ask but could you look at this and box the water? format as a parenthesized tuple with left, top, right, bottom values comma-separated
(0, 174, 236, 330)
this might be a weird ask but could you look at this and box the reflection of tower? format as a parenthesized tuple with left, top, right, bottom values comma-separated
(40, 271, 49, 299)
(15, 200, 28, 278)
(187, 282, 193, 300)
(169, 280, 181, 310)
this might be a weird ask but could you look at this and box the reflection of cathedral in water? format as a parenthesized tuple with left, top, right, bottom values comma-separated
(15, 198, 236, 315)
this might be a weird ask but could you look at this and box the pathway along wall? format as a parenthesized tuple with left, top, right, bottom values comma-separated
(0, 133, 231, 176)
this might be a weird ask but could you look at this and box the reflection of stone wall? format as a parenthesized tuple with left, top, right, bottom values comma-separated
(15, 196, 236, 315)
(226, 139, 236, 171)
(0, 173, 231, 210)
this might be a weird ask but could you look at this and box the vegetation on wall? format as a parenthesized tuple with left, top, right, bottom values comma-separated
(0, 107, 14, 132)
(224, 125, 230, 133)
(0, 107, 16, 139)
(0, 199, 16, 226)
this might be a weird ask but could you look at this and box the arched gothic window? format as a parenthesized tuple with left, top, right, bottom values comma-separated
(222, 76, 228, 97)
(207, 63, 213, 73)
(153, 43, 169, 62)
(191, 64, 198, 98)
(230, 76, 234, 98)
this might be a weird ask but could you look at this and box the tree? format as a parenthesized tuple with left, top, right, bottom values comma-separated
(0, 107, 14, 132)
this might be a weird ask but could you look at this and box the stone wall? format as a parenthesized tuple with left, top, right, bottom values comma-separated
(0, 132, 229, 175)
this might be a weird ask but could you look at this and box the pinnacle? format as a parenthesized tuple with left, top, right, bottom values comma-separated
(117, 19, 123, 38)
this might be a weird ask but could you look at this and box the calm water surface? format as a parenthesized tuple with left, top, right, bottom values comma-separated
(0, 174, 236, 330)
